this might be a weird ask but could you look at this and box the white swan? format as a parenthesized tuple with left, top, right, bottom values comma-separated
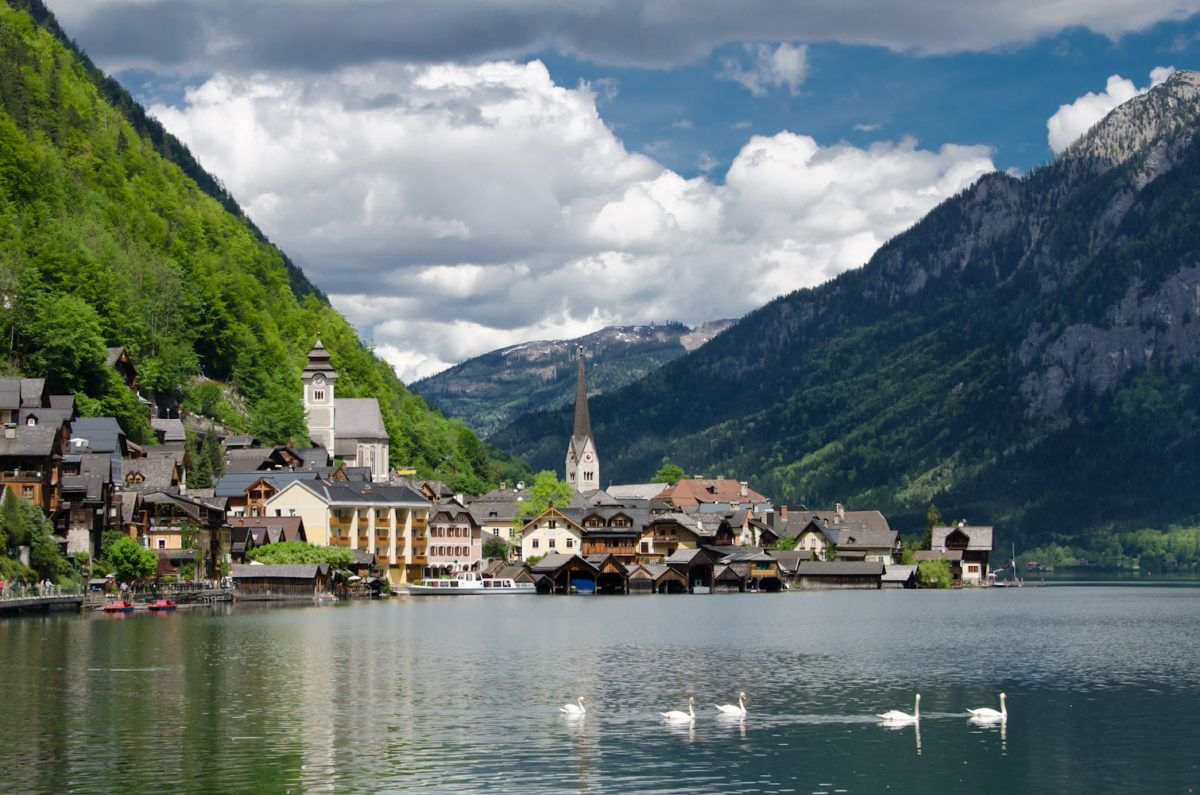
(560, 696, 587, 715)
(661, 696, 696, 722)
(878, 693, 920, 724)
(967, 692, 1007, 722)
(715, 692, 747, 716)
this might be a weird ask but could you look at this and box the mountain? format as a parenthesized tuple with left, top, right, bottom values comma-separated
(491, 72, 1200, 545)
(0, 0, 497, 492)
(412, 319, 736, 437)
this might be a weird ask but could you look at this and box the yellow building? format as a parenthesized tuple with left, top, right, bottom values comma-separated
(263, 480, 430, 587)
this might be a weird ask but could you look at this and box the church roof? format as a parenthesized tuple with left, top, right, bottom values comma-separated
(333, 398, 388, 450)
(572, 346, 592, 441)
(303, 337, 338, 381)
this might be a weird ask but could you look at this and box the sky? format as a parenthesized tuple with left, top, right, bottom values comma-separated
(41, 1, 1200, 382)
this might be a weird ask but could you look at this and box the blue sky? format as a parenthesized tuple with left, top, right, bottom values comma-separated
(41, 1, 1200, 381)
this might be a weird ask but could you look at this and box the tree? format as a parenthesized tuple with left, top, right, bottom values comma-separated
(108, 536, 157, 583)
(512, 470, 574, 528)
(246, 540, 354, 569)
(822, 542, 838, 562)
(771, 534, 796, 551)
(652, 463, 687, 485)
(923, 503, 943, 550)
(917, 558, 952, 588)
(482, 536, 510, 560)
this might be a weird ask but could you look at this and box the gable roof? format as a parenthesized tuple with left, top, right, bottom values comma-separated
(932, 525, 994, 551)
(656, 478, 767, 508)
(231, 562, 331, 580)
(334, 398, 387, 445)
(796, 560, 885, 576)
(0, 424, 58, 458)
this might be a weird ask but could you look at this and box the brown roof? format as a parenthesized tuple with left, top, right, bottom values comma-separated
(656, 479, 767, 508)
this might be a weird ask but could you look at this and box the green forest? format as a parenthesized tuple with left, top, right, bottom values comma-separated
(0, 1, 518, 494)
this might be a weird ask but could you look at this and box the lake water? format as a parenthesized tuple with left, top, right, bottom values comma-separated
(1, 584, 1198, 794)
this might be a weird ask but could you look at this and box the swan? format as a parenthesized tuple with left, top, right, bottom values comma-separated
(967, 692, 1007, 722)
(661, 696, 696, 722)
(560, 696, 586, 715)
(878, 693, 920, 724)
(715, 692, 747, 716)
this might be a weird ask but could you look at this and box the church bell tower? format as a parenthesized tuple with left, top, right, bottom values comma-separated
(565, 345, 599, 492)
(303, 337, 338, 452)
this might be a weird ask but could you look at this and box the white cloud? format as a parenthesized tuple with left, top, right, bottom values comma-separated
(1047, 66, 1175, 153)
(146, 60, 994, 381)
(720, 43, 809, 96)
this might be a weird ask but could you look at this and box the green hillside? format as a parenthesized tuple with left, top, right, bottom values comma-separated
(492, 73, 1200, 546)
(0, 1, 501, 493)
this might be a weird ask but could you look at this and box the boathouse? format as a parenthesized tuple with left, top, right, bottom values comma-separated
(529, 553, 599, 594)
(627, 563, 688, 594)
(231, 563, 334, 600)
(585, 553, 629, 594)
(793, 560, 883, 590)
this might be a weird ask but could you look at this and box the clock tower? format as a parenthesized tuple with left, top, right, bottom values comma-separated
(303, 336, 338, 453)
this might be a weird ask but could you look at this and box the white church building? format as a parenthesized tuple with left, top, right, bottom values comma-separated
(303, 337, 390, 480)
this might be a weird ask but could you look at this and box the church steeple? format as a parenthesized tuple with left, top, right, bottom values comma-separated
(565, 345, 599, 492)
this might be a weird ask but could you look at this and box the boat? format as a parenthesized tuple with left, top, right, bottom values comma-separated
(408, 570, 535, 595)
(101, 600, 134, 613)
(147, 599, 177, 612)
(316, 593, 339, 604)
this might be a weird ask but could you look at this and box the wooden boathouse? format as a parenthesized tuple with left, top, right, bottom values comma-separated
(231, 563, 335, 600)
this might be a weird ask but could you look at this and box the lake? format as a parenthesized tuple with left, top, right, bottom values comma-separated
(1, 584, 1197, 794)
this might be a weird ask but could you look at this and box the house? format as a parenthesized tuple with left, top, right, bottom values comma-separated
(231, 563, 334, 600)
(150, 417, 186, 444)
(793, 560, 884, 590)
(427, 499, 483, 572)
(58, 452, 115, 556)
(882, 564, 918, 589)
(135, 490, 227, 580)
(931, 523, 994, 584)
(779, 505, 898, 565)
(227, 516, 307, 563)
(467, 483, 530, 550)
(261, 479, 430, 587)
(213, 470, 324, 516)
(105, 347, 138, 391)
(575, 505, 649, 563)
(122, 452, 186, 493)
(638, 512, 707, 561)
(719, 547, 784, 592)
(518, 507, 585, 561)
(0, 423, 63, 519)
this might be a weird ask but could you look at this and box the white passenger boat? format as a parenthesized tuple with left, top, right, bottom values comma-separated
(407, 570, 535, 595)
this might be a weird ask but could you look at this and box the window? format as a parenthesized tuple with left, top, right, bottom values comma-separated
(548, 520, 557, 529)
(584, 471, 593, 481)
(548, 538, 556, 548)
(531, 539, 539, 549)
(21, 485, 33, 499)
(313, 389, 325, 401)
(565, 539, 574, 548)
(158, 539, 166, 549)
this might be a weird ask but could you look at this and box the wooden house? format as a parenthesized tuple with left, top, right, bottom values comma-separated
(638, 513, 706, 561)
(665, 547, 723, 592)
(931, 524, 993, 584)
(584, 553, 628, 594)
(528, 553, 599, 594)
(793, 560, 884, 590)
(627, 563, 688, 594)
(231, 563, 334, 600)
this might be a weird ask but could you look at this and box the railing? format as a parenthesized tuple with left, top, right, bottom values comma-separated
(410, 555, 427, 565)
(1, 583, 83, 600)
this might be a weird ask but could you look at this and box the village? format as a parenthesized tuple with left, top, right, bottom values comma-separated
(0, 339, 995, 607)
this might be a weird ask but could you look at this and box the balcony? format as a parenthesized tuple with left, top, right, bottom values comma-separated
(375, 554, 391, 564)
(652, 533, 678, 542)
(412, 536, 428, 549)
(411, 555, 428, 565)
(329, 537, 351, 548)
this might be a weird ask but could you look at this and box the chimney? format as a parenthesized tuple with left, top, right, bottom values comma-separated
(836, 503, 844, 522)
(766, 508, 775, 529)
(739, 481, 748, 497)
(780, 505, 788, 520)
(3, 427, 14, 439)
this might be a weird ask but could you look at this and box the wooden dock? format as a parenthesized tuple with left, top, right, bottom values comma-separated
(0, 595, 83, 616)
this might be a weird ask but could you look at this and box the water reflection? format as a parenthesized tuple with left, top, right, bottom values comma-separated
(0, 587, 1199, 792)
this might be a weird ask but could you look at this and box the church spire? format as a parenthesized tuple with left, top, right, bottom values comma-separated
(565, 345, 599, 491)
(573, 344, 591, 441)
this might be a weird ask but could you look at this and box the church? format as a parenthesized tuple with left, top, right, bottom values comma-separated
(565, 345, 599, 492)
(303, 338, 390, 480)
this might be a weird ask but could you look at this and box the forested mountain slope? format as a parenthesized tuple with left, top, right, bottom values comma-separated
(0, 1, 498, 492)
(492, 72, 1200, 545)
(413, 320, 735, 437)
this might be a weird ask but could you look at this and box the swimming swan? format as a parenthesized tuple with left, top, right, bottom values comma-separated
(967, 692, 1007, 722)
(661, 696, 696, 722)
(560, 696, 587, 715)
(878, 693, 920, 723)
(715, 692, 747, 716)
